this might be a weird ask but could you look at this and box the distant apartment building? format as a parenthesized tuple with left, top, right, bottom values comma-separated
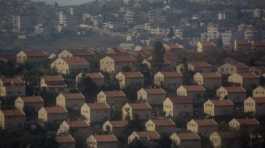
(244, 26, 255, 41)
(12, 15, 21, 33)
(207, 24, 219, 40)
(124, 10, 135, 25)
(221, 31, 233, 46)
(57, 11, 67, 32)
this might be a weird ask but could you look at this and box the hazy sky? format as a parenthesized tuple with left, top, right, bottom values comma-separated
(32, 0, 94, 6)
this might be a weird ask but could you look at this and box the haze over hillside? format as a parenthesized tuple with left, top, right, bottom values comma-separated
(32, 0, 93, 6)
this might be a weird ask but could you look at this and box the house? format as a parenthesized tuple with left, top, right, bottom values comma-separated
(145, 118, 176, 134)
(217, 63, 237, 75)
(15, 96, 44, 112)
(176, 63, 195, 74)
(51, 57, 90, 74)
(191, 62, 214, 73)
(122, 102, 152, 120)
(193, 72, 222, 89)
(0, 79, 6, 97)
(76, 72, 104, 87)
(176, 85, 205, 101)
(128, 131, 160, 146)
(208, 131, 222, 148)
(234, 62, 250, 73)
(227, 73, 243, 86)
(255, 98, 265, 116)
(0, 109, 25, 129)
(57, 120, 92, 148)
(137, 88, 166, 107)
(86, 134, 119, 148)
(216, 86, 246, 104)
(38, 106, 67, 122)
(70, 49, 95, 59)
(187, 119, 218, 136)
(243, 97, 256, 113)
(40, 75, 67, 92)
(99, 56, 115, 73)
(154, 71, 183, 88)
(223, 58, 250, 73)
(102, 120, 128, 137)
(100, 55, 136, 73)
(209, 131, 240, 148)
(80, 103, 111, 124)
(55, 134, 76, 148)
(228, 118, 259, 131)
(240, 72, 259, 88)
(170, 131, 201, 148)
(56, 92, 85, 110)
(57, 50, 73, 58)
(252, 86, 265, 98)
(16, 50, 48, 64)
(115, 71, 144, 89)
(50, 58, 69, 74)
(216, 86, 228, 99)
(63, 57, 90, 73)
(163, 96, 193, 117)
(0, 77, 25, 97)
(203, 99, 234, 117)
(67, 119, 92, 137)
(96, 90, 127, 109)
(228, 72, 258, 88)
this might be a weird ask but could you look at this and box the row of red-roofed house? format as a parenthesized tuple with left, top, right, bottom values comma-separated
(53, 117, 260, 148)
(1, 84, 265, 130)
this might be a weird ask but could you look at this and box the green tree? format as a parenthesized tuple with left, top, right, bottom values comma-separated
(181, 57, 193, 85)
(152, 41, 165, 71)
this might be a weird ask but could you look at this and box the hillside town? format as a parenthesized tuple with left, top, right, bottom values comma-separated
(0, 0, 265, 148)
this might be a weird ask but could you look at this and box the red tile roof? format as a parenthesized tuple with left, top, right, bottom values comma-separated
(211, 99, 234, 107)
(170, 96, 193, 104)
(224, 86, 246, 93)
(43, 75, 66, 87)
(240, 72, 258, 79)
(146, 88, 166, 95)
(162, 71, 182, 78)
(2, 109, 25, 117)
(23, 50, 49, 58)
(67, 120, 90, 128)
(123, 72, 144, 79)
(254, 97, 265, 104)
(94, 134, 118, 142)
(2, 77, 25, 86)
(21, 96, 44, 103)
(152, 118, 176, 128)
(109, 120, 128, 128)
(104, 90, 126, 97)
(111, 55, 136, 63)
(56, 134, 75, 144)
(45, 106, 65, 114)
(86, 72, 104, 79)
(177, 131, 200, 140)
(43, 75, 64, 81)
(63, 57, 89, 65)
(195, 119, 218, 127)
(130, 102, 152, 111)
(184, 85, 205, 92)
(236, 118, 259, 126)
(202, 72, 222, 79)
(70, 49, 95, 57)
(87, 103, 110, 111)
(62, 92, 85, 100)
(192, 62, 213, 69)
(137, 131, 160, 140)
